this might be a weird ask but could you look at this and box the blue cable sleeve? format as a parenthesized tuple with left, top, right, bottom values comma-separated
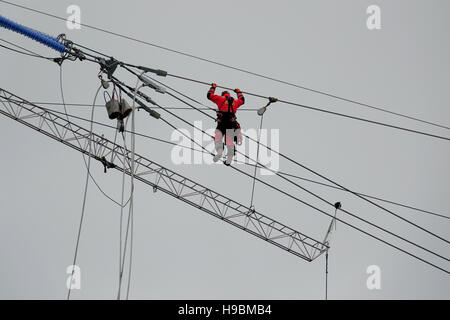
(0, 14, 66, 53)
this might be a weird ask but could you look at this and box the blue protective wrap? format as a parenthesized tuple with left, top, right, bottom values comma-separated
(0, 14, 66, 53)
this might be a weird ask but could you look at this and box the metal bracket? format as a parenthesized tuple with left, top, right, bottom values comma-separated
(99, 156, 116, 173)
(257, 97, 278, 116)
(100, 58, 120, 79)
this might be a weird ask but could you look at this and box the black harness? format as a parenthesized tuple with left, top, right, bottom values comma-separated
(216, 96, 237, 124)
(216, 96, 241, 150)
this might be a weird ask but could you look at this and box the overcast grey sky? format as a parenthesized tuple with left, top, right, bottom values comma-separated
(0, 0, 449, 299)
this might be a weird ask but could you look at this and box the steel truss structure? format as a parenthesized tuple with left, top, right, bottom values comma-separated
(0, 88, 329, 262)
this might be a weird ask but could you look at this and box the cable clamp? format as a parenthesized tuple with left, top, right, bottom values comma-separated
(257, 97, 278, 116)
(139, 74, 166, 94)
(138, 66, 168, 77)
(100, 58, 120, 79)
(99, 156, 116, 173)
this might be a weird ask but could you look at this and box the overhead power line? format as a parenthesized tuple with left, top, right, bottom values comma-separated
(0, 100, 260, 111)
(140, 76, 450, 248)
(111, 79, 450, 264)
(1, 2, 449, 275)
(1, 88, 333, 263)
(166, 73, 450, 142)
(1, 0, 448, 132)
(31, 102, 449, 221)
(137, 95, 449, 273)
(1, 10, 448, 141)
(275, 170, 450, 220)
(0, 38, 54, 60)
(2, 84, 449, 273)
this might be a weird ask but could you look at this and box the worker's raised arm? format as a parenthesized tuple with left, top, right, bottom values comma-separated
(234, 88, 245, 108)
(207, 83, 220, 102)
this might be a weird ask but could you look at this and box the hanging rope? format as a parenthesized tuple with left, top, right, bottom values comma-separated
(325, 250, 329, 300)
(117, 130, 134, 300)
(323, 203, 341, 300)
(249, 114, 264, 211)
(113, 78, 450, 268)
(117, 134, 127, 299)
(67, 84, 102, 300)
(117, 77, 141, 300)
(126, 80, 139, 300)
(249, 97, 277, 211)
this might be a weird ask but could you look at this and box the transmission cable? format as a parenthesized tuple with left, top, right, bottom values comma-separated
(7, 89, 447, 273)
(165, 74, 450, 141)
(245, 162, 450, 220)
(1, 0, 448, 131)
(40, 102, 449, 221)
(113, 79, 449, 266)
(147, 105, 449, 274)
(0, 38, 54, 60)
(39, 101, 448, 222)
(138, 75, 450, 245)
(1, 100, 258, 111)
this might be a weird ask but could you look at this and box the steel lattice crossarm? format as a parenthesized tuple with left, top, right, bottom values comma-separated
(0, 88, 329, 262)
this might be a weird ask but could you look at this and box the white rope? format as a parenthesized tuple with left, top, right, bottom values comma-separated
(117, 77, 142, 300)
(67, 84, 102, 299)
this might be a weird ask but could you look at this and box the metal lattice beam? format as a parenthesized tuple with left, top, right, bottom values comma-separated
(0, 88, 329, 261)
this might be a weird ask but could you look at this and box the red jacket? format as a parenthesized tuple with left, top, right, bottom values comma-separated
(207, 87, 245, 113)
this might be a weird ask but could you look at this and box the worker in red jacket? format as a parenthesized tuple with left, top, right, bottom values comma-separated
(207, 83, 245, 165)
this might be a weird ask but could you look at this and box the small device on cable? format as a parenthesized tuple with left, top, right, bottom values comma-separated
(101, 79, 110, 89)
(139, 75, 166, 94)
(257, 106, 266, 116)
(257, 97, 278, 116)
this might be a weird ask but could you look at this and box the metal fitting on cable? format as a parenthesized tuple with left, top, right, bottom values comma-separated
(136, 90, 158, 106)
(112, 79, 161, 119)
(99, 74, 110, 89)
(100, 58, 120, 79)
(138, 66, 168, 77)
(101, 79, 110, 89)
(135, 99, 160, 119)
(257, 96, 278, 116)
(118, 84, 161, 120)
(99, 156, 116, 173)
(139, 75, 166, 94)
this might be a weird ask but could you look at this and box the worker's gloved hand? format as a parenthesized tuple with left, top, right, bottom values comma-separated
(211, 83, 217, 88)
(234, 88, 241, 93)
